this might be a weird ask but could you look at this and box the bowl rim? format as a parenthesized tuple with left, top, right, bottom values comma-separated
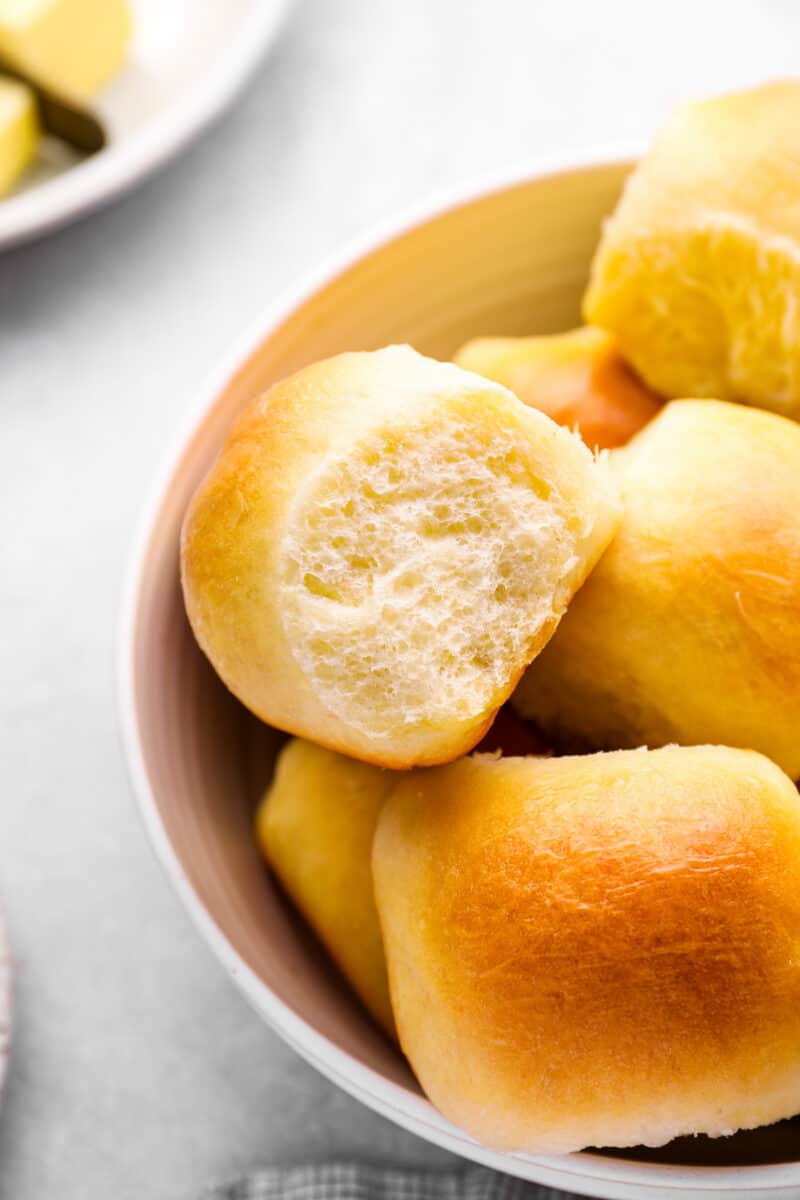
(117, 147, 800, 1199)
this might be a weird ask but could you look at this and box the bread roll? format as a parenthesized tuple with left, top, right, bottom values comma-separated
(454, 327, 662, 449)
(257, 715, 548, 1035)
(514, 399, 800, 778)
(373, 746, 800, 1153)
(182, 346, 621, 768)
(585, 80, 800, 420)
(257, 738, 395, 1036)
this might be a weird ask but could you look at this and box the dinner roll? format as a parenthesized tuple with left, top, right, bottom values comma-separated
(454, 326, 662, 449)
(373, 746, 800, 1153)
(182, 346, 621, 768)
(257, 738, 395, 1036)
(585, 80, 800, 420)
(257, 715, 548, 1036)
(514, 399, 800, 778)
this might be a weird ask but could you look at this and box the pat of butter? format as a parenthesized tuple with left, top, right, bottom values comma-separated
(0, 75, 38, 197)
(0, 0, 131, 96)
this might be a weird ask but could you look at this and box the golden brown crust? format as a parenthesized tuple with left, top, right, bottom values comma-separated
(182, 345, 620, 768)
(454, 326, 663, 450)
(514, 398, 800, 778)
(257, 739, 396, 1037)
(373, 746, 800, 1153)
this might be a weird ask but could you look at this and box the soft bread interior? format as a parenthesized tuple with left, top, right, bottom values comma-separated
(584, 81, 800, 418)
(280, 395, 619, 743)
(181, 345, 621, 766)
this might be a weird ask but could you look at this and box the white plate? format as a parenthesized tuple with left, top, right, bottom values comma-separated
(0, 0, 290, 249)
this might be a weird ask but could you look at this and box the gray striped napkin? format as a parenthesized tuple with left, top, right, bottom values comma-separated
(201, 1164, 582, 1200)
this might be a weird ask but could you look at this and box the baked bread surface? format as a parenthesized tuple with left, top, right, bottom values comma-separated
(373, 746, 800, 1152)
(257, 737, 395, 1036)
(454, 326, 662, 449)
(514, 398, 800, 778)
(182, 345, 621, 767)
(585, 80, 800, 419)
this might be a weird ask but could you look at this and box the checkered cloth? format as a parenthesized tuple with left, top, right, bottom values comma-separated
(201, 1164, 581, 1200)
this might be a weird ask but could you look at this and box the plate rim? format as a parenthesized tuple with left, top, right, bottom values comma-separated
(0, 0, 291, 250)
(117, 148, 800, 1200)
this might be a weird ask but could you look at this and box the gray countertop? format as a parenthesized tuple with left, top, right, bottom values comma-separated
(1, 2, 798, 1196)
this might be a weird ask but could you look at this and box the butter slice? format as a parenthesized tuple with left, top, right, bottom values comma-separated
(0, 0, 131, 96)
(0, 75, 37, 196)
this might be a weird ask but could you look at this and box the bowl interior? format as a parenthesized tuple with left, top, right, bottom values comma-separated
(126, 159, 800, 1180)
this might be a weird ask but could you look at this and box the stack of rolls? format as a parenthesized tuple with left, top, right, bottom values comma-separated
(181, 79, 800, 1156)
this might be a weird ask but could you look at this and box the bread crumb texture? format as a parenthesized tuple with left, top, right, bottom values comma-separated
(281, 410, 601, 738)
(181, 345, 619, 764)
(585, 80, 800, 419)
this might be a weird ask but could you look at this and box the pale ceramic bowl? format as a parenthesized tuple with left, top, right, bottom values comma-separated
(119, 155, 800, 1200)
